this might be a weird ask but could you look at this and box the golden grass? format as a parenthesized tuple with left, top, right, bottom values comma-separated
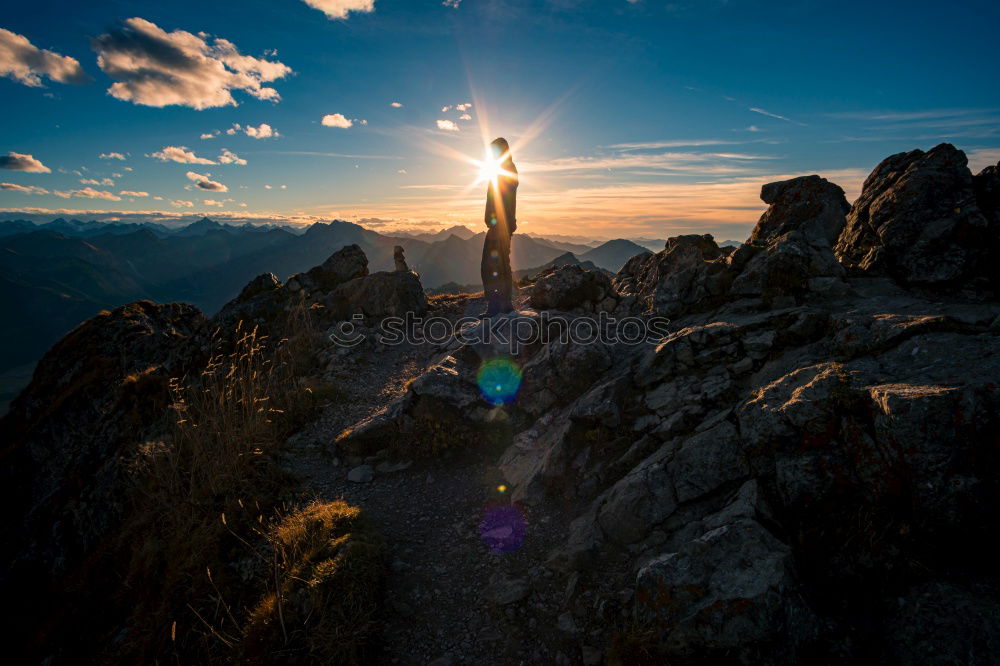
(242, 501, 384, 665)
(111, 302, 383, 664)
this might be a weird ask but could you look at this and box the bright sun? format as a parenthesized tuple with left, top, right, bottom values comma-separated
(477, 156, 503, 183)
(474, 151, 515, 185)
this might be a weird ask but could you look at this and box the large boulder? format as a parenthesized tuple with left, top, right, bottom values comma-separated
(731, 175, 849, 300)
(834, 143, 997, 288)
(325, 270, 428, 320)
(303, 243, 369, 291)
(614, 234, 733, 316)
(529, 264, 615, 311)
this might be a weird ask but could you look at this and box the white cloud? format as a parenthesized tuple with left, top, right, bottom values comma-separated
(455, 103, 471, 111)
(0, 28, 89, 87)
(441, 105, 451, 112)
(264, 184, 272, 189)
(459, 113, 472, 121)
(747, 125, 762, 132)
(201, 198, 229, 207)
(172, 200, 194, 207)
(436, 119, 459, 132)
(302, 0, 375, 20)
(322, 113, 353, 128)
(99, 152, 127, 160)
(200, 133, 215, 140)
(397, 169, 407, 174)
(80, 177, 114, 186)
(443, 0, 462, 7)
(226, 124, 240, 135)
(185, 170, 228, 192)
(0, 152, 51, 173)
(54, 187, 121, 201)
(150, 146, 215, 165)
(119, 190, 149, 197)
(93, 18, 291, 109)
(244, 122, 277, 138)
(281, 184, 287, 189)
(218, 149, 247, 165)
(1, 182, 49, 194)
(390, 101, 403, 108)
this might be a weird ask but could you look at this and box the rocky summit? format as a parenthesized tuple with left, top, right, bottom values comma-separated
(3, 144, 1000, 665)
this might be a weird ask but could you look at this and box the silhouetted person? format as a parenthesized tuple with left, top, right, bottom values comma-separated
(481, 137, 519, 315)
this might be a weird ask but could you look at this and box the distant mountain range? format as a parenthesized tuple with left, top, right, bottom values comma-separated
(0, 217, 655, 382)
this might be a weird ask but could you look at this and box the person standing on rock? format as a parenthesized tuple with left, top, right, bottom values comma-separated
(481, 137, 519, 315)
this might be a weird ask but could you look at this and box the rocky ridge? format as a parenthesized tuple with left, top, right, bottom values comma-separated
(2, 143, 1000, 664)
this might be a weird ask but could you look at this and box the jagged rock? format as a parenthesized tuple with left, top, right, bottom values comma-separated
(614, 234, 733, 316)
(303, 243, 369, 291)
(236, 272, 281, 301)
(1, 301, 206, 578)
(730, 175, 849, 301)
(529, 264, 615, 311)
(670, 421, 748, 503)
(635, 518, 817, 662)
(597, 441, 678, 546)
(835, 143, 997, 288)
(326, 270, 428, 320)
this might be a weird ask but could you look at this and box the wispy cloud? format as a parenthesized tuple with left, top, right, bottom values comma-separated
(749, 107, 805, 126)
(54, 187, 121, 201)
(1, 182, 49, 194)
(99, 152, 127, 160)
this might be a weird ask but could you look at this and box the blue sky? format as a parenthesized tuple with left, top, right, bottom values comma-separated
(1, 0, 998, 239)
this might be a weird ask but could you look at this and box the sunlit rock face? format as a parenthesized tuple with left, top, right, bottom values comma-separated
(835, 143, 999, 290)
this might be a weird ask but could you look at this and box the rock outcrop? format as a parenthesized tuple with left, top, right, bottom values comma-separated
(835, 143, 998, 290)
(529, 263, 616, 312)
(615, 234, 733, 316)
(730, 175, 849, 301)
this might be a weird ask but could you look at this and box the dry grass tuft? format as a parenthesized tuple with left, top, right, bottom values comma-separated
(112, 308, 383, 663)
(242, 500, 384, 665)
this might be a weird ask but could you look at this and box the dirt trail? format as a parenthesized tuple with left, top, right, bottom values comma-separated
(284, 294, 597, 665)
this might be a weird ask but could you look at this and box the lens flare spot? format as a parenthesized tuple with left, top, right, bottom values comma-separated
(477, 357, 522, 405)
(497, 485, 507, 493)
(480, 504, 527, 553)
